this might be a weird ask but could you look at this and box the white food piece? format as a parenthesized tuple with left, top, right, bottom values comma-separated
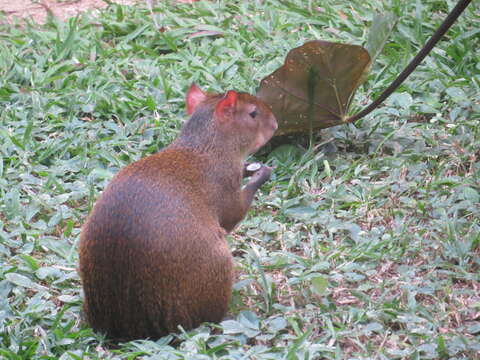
(246, 163, 262, 172)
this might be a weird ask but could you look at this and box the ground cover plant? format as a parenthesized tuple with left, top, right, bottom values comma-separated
(0, 0, 479, 358)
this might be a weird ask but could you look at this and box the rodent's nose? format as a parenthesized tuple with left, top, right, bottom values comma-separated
(271, 118, 278, 131)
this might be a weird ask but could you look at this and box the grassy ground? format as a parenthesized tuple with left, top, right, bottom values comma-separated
(0, 0, 479, 359)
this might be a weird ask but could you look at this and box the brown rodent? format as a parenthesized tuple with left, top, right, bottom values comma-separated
(78, 84, 278, 341)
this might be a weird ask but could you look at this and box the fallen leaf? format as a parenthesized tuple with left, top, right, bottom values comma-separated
(257, 40, 371, 135)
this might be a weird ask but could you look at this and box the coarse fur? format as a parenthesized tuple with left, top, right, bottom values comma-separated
(79, 85, 277, 341)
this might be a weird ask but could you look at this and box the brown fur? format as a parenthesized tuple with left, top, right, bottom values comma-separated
(78, 86, 277, 341)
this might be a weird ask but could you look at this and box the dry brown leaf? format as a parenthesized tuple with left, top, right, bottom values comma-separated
(257, 40, 371, 135)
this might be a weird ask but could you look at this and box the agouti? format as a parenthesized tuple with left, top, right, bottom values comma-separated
(78, 84, 278, 341)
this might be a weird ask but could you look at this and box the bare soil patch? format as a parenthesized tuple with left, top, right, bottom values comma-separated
(0, 0, 137, 24)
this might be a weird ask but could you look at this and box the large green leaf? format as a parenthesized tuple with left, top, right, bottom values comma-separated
(257, 40, 371, 135)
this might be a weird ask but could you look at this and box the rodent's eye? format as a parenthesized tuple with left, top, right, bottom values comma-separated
(249, 110, 257, 119)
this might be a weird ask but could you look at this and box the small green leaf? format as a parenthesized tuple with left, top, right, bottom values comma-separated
(362, 322, 383, 335)
(267, 317, 288, 332)
(19, 255, 40, 271)
(310, 275, 328, 296)
(284, 205, 317, 219)
(221, 319, 245, 334)
(445, 87, 467, 103)
(36, 267, 64, 280)
(436, 335, 449, 359)
(268, 144, 303, 163)
(260, 221, 280, 233)
(145, 95, 156, 111)
(5, 273, 47, 291)
(389, 92, 413, 109)
(323, 160, 332, 177)
(57, 295, 79, 303)
(460, 187, 479, 203)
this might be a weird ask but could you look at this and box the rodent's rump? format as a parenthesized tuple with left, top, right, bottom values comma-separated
(78, 84, 277, 341)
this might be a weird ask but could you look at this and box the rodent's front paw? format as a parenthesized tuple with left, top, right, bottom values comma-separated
(250, 165, 272, 185)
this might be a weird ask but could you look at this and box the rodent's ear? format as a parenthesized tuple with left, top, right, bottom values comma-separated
(186, 83, 207, 115)
(215, 90, 238, 121)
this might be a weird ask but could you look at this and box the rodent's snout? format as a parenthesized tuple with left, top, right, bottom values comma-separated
(270, 116, 278, 132)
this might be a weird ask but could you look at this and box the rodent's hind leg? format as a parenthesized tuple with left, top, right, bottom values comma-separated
(153, 227, 234, 333)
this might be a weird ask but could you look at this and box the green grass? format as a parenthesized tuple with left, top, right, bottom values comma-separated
(0, 0, 479, 358)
